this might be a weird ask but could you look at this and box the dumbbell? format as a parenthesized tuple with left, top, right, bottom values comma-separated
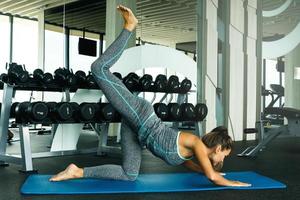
(76, 103, 96, 122)
(167, 103, 182, 121)
(75, 70, 87, 87)
(54, 68, 77, 86)
(139, 74, 153, 91)
(123, 72, 140, 91)
(7, 63, 29, 83)
(180, 103, 196, 121)
(11, 102, 48, 122)
(113, 72, 122, 80)
(0, 73, 9, 83)
(180, 78, 192, 93)
(153, 103, 168, 121)
(33, 69, 53, 84)
(86, 72, 97, 88)
(95, 103, 121, 122)
(167, 75, 180, 92)
(154, 74, 168, 92)
(46, 102, 74, 122)
(194, 103, 208, 121)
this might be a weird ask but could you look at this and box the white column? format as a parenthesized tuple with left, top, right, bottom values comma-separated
(196, 0, 218, 133)
(225, 0, 245, 141)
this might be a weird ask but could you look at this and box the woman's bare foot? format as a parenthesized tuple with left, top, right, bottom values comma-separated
(117, 5, 138, 32)
(49, 163, 83, 182)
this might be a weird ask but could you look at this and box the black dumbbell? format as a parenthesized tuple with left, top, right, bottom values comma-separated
(167, 75, 180, 92)
(78, 103, 96, 121)
(7, 63, 29, 83)
(113, 72, 122, 80)
(95, 103, 121, 122)
(86, 72, 97, 88)
(123, 72, 140, 91)
(0, 73, 9, 83)
(47, 102, 74, 121)
(54, 68, 77, 86)
(167, 103, 182, 121)
(139, 74, 153, 91)
(180, 78, 192, 93)
(180, 103, 196, 121)
(154, 74, 168, 92)
(195, 103, 208, 121)
(75, 70, 87, 87)
(12, 102, 48, 122)
(33, 69, 53, 84)
(153, 103, 168, 121)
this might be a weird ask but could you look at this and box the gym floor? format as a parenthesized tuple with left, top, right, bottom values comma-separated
(1, 130, 299, 200)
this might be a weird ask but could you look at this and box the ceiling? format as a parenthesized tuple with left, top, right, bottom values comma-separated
(0, 0, 299, 46)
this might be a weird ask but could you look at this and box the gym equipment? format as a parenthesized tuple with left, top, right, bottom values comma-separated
(0, 73, 9, 83)
(33, 69, 53, 84)
(86, 72, 97, 88)
(167, 103, 182, 121)
(154, 74, 168, 92)
(79, 103, 96, 121)
(46, 102, 74, 122)
(167, 75, 180, 92)
(54, 68, 77, 87)
(11, 102, 48, 123)
(74, 70, 87, 87)
(7, 63, 29, 83)
(239, 107, 300, 157)
(180, 78, 192, 93)
(139, 74, 153, 91)
(21, 171, 286, 195)
(194, 103, 208, 121)
(262, 84, 285, 125)
(153, 103, 169, 121)
(95, 103, 121, 122)
(112, 72, 122, 80)
(123, 72, 140, 91)
(180, 103, 196, 121)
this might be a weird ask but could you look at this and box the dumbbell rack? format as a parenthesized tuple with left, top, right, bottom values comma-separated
(0, 83, 102, 172)
(0, 80, 204, 172)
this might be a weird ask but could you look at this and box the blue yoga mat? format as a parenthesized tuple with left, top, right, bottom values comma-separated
(21, 171, 286, 195)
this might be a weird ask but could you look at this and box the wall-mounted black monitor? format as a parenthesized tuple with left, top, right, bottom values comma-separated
(78, 38, 97, 57)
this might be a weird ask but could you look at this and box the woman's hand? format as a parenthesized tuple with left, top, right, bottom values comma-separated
(229, 180, 252, 187)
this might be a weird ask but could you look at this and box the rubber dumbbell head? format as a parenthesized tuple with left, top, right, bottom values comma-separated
(79, 103, 96, 121)
(47, 102, 74, 121)
(194, 103, 208, 121)
(139, 74, 153, 91)
(167, 75, 180, 92)
(180, 78, 192, 93)
(153, 103, 168, 121)
(180, 103, 195, 121)
(123, 72, 140, 91)
(113, 72, 122, 80)
(167, 103, 182, 121)
(75, 70, 87, 86)
(154, 74, 167, 92)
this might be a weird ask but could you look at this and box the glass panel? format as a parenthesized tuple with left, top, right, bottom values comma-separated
(0, 15, 10, 73)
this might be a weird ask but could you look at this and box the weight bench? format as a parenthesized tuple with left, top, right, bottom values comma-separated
(238, 107, 300, 157)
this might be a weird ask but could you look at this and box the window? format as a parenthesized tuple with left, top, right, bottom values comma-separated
(12, 17, 39, 102)
(45, 25, 64, 74)
(0, 15, 10, 73)
(13, 17, 38, 70)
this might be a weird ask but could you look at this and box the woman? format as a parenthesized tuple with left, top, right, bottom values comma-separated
(50, 5, 250, 187)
